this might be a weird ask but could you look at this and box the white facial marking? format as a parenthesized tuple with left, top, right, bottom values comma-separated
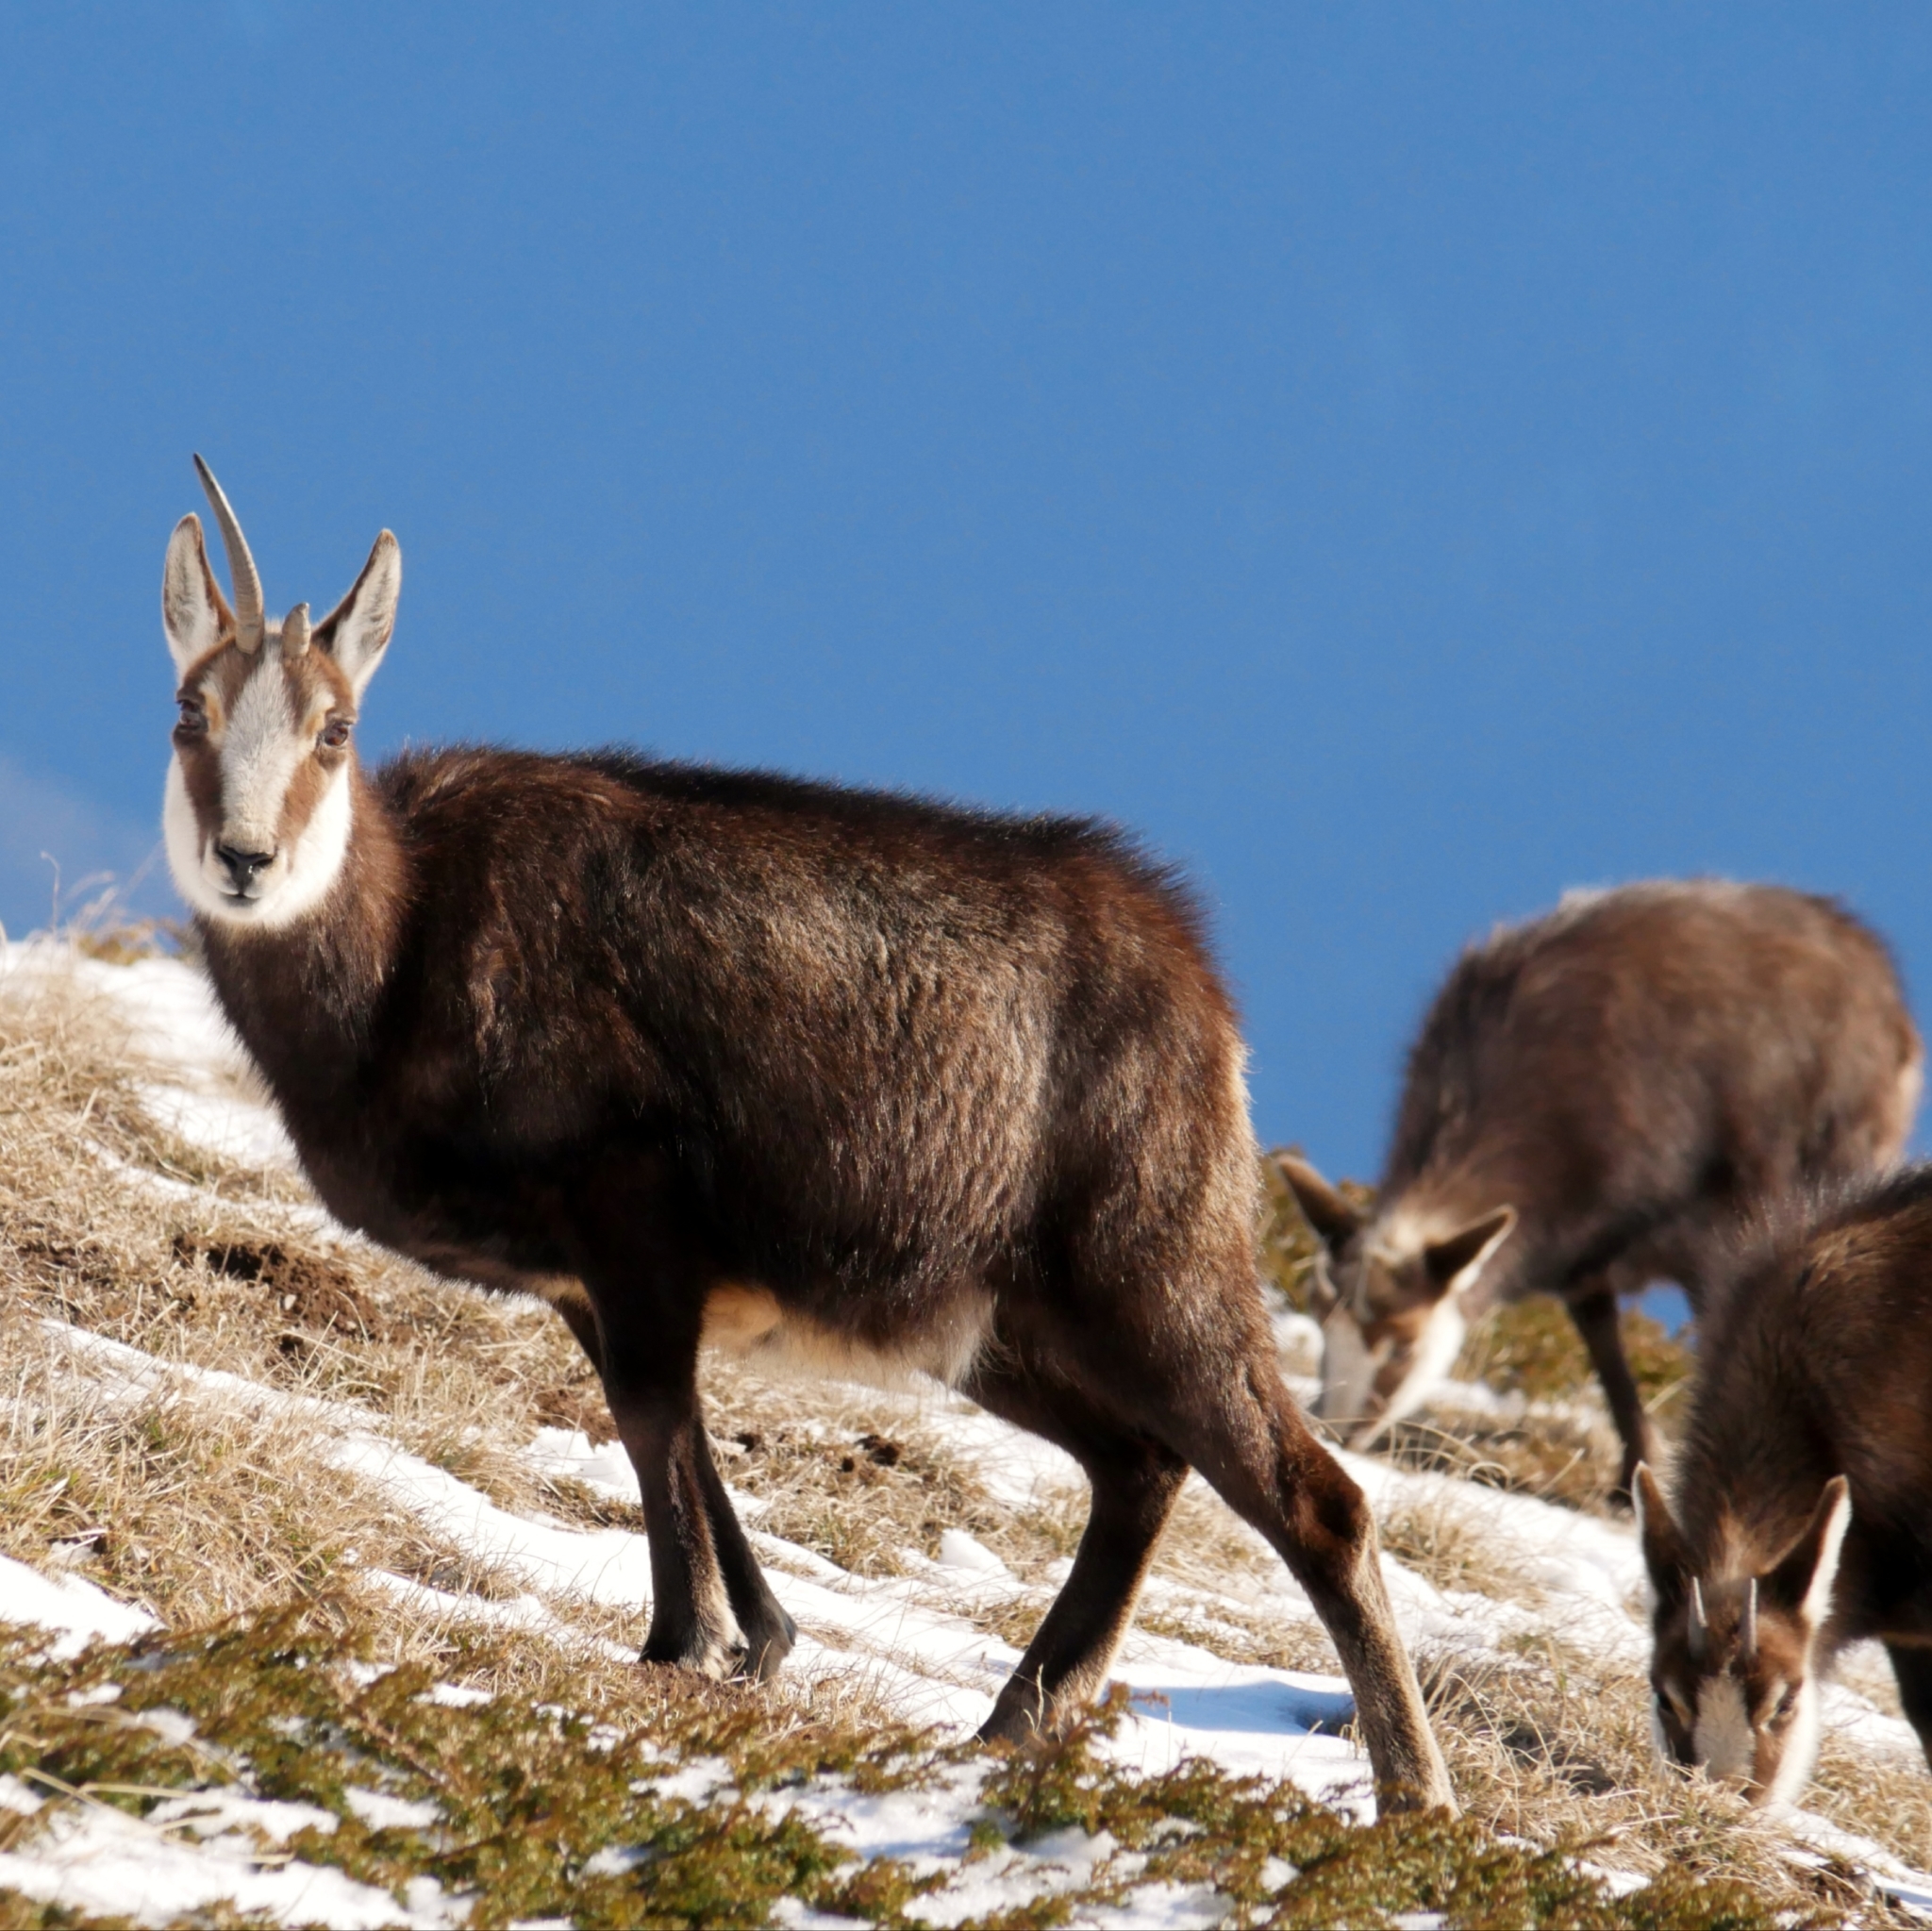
(1316, 1306, 1385, 1432)
(1369, 1293, 1469, 1442)
(1691, 1675, 1756, 1783)
(1319, 1287, 1468, 1449)
(164, 646, 355, 931)
(1764, 1678, 1823, 1807)
(220, 654, 304, 849)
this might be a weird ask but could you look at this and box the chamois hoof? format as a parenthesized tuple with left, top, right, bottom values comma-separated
(639, 1631, 745, 1682)
(974, 1680, 1053, 1746)
(736, 1611, 798, 1685)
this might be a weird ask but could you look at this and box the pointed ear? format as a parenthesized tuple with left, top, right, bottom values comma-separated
(1273, 1153, 1362, 1252)
(1421, 1205, 1516, 1301)
(312, 530, 401, 700)
(1766, 1475, 1853, 1632)
(161, 513, 232, 676)
(1634, 1462, 1692, 1608)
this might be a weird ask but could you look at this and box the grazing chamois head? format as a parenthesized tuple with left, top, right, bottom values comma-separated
(161, 457, 400, 929)
(1634, 1463, 1852, 1806)
(1275, 1153, 1515, 1447)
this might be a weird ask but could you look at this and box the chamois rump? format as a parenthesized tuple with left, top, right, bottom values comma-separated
(1636, 1167, 1932, 1805)
(1279, 882, 1919, 1490)
(155, 458, 1453, 1809)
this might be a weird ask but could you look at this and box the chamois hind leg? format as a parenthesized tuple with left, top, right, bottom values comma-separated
(1166, 1359, 1453, 1806)
(961, 1353, 1188, 1743)
(1566, 1282, 1658, 1498)
(1885, 1643, 1932, 1772)
(595, 1302, 775, 1682)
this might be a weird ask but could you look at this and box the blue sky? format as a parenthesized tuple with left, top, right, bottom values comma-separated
(4, 5, 1930, 1179)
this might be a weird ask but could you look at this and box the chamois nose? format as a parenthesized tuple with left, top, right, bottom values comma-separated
(214, 841, 275, 894)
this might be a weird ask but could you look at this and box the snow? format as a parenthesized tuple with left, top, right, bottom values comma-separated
(0, 1551, 157, 1657)
(0, 1793, 458, 1929)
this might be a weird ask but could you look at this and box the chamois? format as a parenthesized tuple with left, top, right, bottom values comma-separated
(1279, 882, 1919, 1490)
(1636, 1167, 1932, 1804)
(156, 458, 1454, 1809)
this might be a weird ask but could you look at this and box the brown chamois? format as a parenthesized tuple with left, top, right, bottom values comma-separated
(1635, 1166, 1932, 1805)
(155, 458, 1454, 1810)
(1278, 882, 1919, 1490)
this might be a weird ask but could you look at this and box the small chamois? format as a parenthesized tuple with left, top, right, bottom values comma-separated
(1278, 882, 1919, 1490)
(157, 458, 1453, 1808)
(1636, 1167, 1932, 1804)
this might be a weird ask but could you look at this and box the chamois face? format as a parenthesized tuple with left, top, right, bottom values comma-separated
(1275, 1156, 1515, 1447)
(1635, 1465, 1852, 1806)
(158, 466, 399, 930)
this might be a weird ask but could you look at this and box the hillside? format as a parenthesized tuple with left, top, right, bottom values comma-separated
(0, 935, 1928, 1927)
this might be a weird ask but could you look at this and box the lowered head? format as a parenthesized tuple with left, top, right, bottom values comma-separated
(160, 457, 400, 930)
(1635, 1463, 1852, 1806)
(1274, 1153, 1516, 1448)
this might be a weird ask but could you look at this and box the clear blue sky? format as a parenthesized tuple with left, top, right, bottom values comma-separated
(4, 5, 1930, 1179)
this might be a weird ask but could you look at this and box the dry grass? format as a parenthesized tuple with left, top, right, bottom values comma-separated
(0, 943, 1924, 1926)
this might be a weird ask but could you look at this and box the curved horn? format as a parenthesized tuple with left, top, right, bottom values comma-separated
(192, 455, 265, 653)
(1740, 1577, 1758, 1662)
(1689, 1577, 1708, 1659)
(281, 601, 310, 659)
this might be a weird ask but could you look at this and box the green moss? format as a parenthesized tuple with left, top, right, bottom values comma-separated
(0, 1612, 1815, 1931)
(974, 1690, 1804, 1931)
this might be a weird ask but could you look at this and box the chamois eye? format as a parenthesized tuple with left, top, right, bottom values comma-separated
(319, 718, 352, 751)
(175, 699, 205, 733)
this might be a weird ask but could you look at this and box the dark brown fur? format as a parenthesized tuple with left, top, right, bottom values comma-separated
(189, 740, 1452, 1805)
(1638, 1168, 1932, 1799)
(1285, 881, 1920, 1488)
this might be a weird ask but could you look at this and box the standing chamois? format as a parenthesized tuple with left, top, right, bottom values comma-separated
(155, 458, 1454, 1809)
(1636, 1167, 1932, 1805)
(1279, 882, 1919, 1490)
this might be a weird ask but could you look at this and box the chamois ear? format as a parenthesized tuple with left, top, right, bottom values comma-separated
(1422, 1205, 1516, 1301)
(312, 530, 401, 699)
(1274, 1153, 1362, 1252)
(161, 513, 232, 675)
(1765, 1475, 1853, 1633)
(1633, 1462, 1692, 1608)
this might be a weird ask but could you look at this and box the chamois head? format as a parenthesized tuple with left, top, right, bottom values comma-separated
(1274, 1154, 1516, 1447)
(160, 458, 400, 929)
(1635, 1463, 1852, 1806)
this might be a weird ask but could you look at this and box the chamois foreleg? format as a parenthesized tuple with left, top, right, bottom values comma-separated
(1885, 1643, 1932, 1772)
(1566, 1282, 1658, 1496)
(963, 1356, 1188, 1742)
(689, 1424, 798, 1680)
(592, 1297, 775, 1681)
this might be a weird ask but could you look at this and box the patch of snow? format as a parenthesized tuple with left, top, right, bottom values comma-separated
(0, 1795, 458, 1928)
(935, 1529, 1010, 1578)
(343, 1787, 442, 1832)
(0, 1549, 157, 1656)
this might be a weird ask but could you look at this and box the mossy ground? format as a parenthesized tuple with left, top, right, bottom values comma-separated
(0, 1620, 1807, 1929)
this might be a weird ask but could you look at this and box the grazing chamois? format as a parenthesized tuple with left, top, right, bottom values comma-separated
(1635, 1167, 1932, 1804)
(156, 458, 1454, 1809)
(1278, 882, 1919, 1490)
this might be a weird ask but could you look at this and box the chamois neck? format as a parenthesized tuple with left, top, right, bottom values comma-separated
(199, 759, 410, 1051)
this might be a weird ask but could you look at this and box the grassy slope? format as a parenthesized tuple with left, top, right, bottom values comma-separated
(0, 939, 1919, 1926)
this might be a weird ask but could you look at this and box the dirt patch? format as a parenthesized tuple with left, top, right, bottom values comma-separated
(172, 1233, 391, 1341)
(535, 1370, 620, 1445)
